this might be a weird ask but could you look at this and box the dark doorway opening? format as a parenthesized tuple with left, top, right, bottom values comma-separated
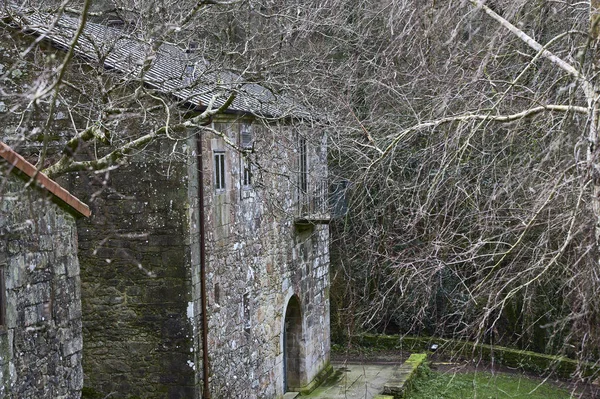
(283, 295, 303, 392)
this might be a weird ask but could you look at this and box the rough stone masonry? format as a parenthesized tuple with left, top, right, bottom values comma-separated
(0, 167, 85, 398)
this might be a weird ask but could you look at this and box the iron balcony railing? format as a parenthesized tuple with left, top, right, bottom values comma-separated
(295, 179, 349, 223)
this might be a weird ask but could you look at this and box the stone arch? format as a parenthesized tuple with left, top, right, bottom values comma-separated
(283, 294, 304, 392)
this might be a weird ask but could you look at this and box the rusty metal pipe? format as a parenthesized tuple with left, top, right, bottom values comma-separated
(197, 134, 211, 399)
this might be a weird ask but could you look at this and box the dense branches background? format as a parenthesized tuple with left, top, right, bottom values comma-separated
(4, 0, 600, 374)
(318, 0, 600, 367)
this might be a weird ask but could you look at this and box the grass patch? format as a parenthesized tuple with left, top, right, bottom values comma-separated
(407, 370, 573, 399)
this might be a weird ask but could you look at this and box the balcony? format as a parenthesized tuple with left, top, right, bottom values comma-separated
(294, 179, 348, 226)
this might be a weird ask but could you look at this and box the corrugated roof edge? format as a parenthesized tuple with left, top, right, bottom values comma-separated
(0, 142, 91, 218)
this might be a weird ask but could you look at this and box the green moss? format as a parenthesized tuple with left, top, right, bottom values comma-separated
(299, 363, 334, 395)
(383, 353, 428, 398)
(356, 334, 436, 352)
(403, 354, 429, 397)
(405, 353, 427, 366)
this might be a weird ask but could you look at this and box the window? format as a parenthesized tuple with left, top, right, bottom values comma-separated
(240, 125, 253, 150)
(299, 135, 307, 193)
(214, 283, 220, 305)
(242, 158, 252, 188)
(0, 265, 5, 331)
(214, 151, 225, 191)
(240, 125, 254, 192)
(242, 293, 251, 335)
(184, 65, 195, 85)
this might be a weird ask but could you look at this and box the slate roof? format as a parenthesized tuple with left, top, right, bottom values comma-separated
(2, 4, 310, 119)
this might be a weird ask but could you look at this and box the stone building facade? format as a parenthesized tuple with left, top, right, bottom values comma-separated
(1, 8, 331, 399)
(68, 117, 331, 399)
(0, 142, 90, 398)
(189, 117, 331, 398)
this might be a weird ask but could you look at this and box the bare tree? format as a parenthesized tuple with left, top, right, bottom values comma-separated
(306, 0, 600, 378)
(4, 0, 600, 385)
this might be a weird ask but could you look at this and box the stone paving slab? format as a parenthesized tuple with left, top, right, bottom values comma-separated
(302, 362, 400, 399)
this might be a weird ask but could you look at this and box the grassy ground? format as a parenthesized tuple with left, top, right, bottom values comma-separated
(407, 370, 574, 399)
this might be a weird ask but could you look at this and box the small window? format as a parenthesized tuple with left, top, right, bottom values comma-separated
(299, 135, 308, 193)
(214, 283, 220, 305)
(214, 151, 226, 191)
(243, 293, 251, 335)
(240, 125, 253, 150)
(0, 265, 5, 331)
(242, 158, 252, 188)
(186, 42, 198, 53)
(184, 65, 195, 85)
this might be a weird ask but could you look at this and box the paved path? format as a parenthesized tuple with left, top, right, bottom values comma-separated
(302, 362, 400, 399)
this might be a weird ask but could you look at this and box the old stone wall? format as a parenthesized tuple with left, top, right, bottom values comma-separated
(70, 147, 196, 399)
(188, 118, 330, 399)
(0, 170, 84, 398)
(1, 26, 197, 399)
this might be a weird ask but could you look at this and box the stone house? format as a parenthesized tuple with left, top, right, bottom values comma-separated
(0, 142, 90, 398)
(1, 7, 331, 399)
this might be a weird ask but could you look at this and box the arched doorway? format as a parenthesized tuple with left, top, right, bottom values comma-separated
(283, 295, 303, 392)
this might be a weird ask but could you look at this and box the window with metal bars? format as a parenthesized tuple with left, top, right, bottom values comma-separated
(0, 265, 5, 331)
(242, 158, 252, 188)
(299, 135, 307, 193)
(214, 151, 225, 191)
(243, 293, 251, 335)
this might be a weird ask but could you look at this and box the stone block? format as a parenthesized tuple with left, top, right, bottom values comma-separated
(65, 336, 83, 357)
(23, 282, 51, 306)
(39, 235, 54, 251)
(7, 240, 20, 255)
(23, 305, 39, 327)
(68, 302, 82, 322)
(64, 258, 80, 278)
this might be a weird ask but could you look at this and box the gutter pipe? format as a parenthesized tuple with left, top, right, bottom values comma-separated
(197, 134, 211, 399)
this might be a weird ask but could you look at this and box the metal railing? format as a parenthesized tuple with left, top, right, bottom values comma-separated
(296, 179, 349, 221)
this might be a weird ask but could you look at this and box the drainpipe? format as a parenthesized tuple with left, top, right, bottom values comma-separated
(197, 134, 211, 399)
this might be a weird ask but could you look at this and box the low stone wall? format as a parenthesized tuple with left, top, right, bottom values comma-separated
(382, 353, 427, 398)
(355, 334, 600, 379)
(0, 173, 84, 398)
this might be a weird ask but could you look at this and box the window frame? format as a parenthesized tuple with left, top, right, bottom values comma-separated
(240, 124, 254, 150)
(214, 283, 220, 305)
(242, 292, 251, 335)
(240, 124, 254, 194)
(213, 150, 226, 192)
(0, 264, 6, 332)
(242, 157, 252, 189)
(299, 135, 308, 194)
